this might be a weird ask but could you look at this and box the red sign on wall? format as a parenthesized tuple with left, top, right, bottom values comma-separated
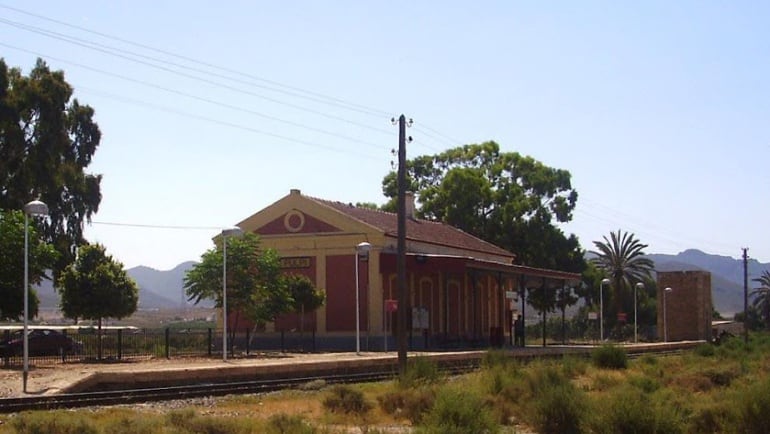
(385, 299, 398, 313)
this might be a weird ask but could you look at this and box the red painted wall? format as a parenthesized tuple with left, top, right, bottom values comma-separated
(326, 254, 369, 332)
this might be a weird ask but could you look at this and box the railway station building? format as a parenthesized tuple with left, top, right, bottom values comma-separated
(232, 189, 581, 351)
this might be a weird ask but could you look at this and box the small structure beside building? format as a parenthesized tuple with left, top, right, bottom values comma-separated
(657, 270, 712, 342)
(232, 189, 581, 351)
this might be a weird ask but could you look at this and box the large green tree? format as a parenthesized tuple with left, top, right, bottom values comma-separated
(0, 210, 57, 320)
(381, 141, 585, 272)
(184, 233, 291, 346)
(56, 243, 138, 324)
(0, 58, 102, 275)
(590, 230, 655, 333)
(751, 270, 770, 330)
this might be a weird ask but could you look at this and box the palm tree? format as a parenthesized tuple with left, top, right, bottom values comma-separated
(590, 230, 655, 328)
(751, 270, 770, 330)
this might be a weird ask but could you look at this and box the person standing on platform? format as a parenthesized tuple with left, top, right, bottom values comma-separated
(514, 315, 525, 347)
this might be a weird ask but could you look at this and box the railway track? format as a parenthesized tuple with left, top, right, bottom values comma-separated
(0, 345, 692, 413)
(0, 364, 475, 413)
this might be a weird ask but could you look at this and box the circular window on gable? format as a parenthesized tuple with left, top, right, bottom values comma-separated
(284, 210, 305, 233)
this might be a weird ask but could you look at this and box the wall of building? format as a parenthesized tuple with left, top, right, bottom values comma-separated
(657, 270, 712, 341)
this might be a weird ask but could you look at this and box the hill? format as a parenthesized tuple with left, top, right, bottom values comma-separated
(35, 261, 205, 311)
(647, 249, 769, 317)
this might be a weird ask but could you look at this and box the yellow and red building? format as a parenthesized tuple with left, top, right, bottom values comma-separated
(234, 189, 580, 350)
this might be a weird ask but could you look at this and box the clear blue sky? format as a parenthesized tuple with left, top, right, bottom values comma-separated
(2, 1, 768, 270)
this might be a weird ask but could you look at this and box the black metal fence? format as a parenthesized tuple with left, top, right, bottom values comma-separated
(0, 327, 329, 368)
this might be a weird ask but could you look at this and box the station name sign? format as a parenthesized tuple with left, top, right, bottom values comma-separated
(280, 257, 312, 269)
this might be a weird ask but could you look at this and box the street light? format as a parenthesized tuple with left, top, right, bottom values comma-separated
(635, 282, 645, 343)
(23, 200, 48, 393)
(663, 287, 673, 342)
(600, 278, 610, 341)
(355, 242, 371, 355)
(221, 227, 243, 362)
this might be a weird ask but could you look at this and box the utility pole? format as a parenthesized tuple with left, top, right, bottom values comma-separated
(743, 247, 749, 344)
(393, 114, 411, 375)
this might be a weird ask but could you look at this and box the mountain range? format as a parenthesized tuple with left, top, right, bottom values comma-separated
(36, 249, 768, 318)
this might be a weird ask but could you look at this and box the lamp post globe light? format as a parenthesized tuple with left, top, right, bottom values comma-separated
(600, 278, 610, 341)
(23, 200, 48, 393)
(663, 287, 673, 342)
(221, 227, 244, 362)
(635, 282, 645, 343)
(355, 242, 371, 355)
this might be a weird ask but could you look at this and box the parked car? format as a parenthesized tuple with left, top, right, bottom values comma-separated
(0, 329, 83, 357)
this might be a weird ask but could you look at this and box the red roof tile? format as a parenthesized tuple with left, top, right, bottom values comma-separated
(310, 197, 515, 259)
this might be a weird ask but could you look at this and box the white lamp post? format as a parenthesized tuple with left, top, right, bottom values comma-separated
(635, 282, 644, 343)
(23, 200, 48, 393)
(600, 278, 610, 341)
(355, 242, 371, 355)
(221, 227, 243, 362)
(663, 287, 673, 342)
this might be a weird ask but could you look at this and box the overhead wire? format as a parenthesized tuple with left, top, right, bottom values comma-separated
(573, 203, 738, 257)
(91, 221, 223, 231)
(0, 3, 393, 118)
(74, 85, 386, 161)
(2, 5, 743, 257)
(0, 22, 394, 138)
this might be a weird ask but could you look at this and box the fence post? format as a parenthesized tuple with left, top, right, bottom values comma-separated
(281, 330, 285, 353)
(165, 328, 170, 359)
(207, 328, 212, 357)
(245, 328, 250, 356)
(117, 329, 123, 360)
(3, 330, 8, 368)
(61, 329, 67, 363)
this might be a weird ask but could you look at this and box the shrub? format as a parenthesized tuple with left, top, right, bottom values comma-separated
(694, 343, 716, 357)
(703, 367, 738, 387)
(165, 409, 252, 434)
(592, 344, 627, 369)
(322, 384, 372, 415)
(11, 411, 99, 434)
(417, 387, 498, 434)
(733, 378, 770, 434)
(525, 364, 566, 393)
(104, 416, 163, 434)
(482, 349, 511, 368)
(560, 355, 588, 378)
(484, 365, 517, 396)
(628, 374, 660, 393)
(590, 387, 684, 434)
(265, 413, 316, 434)
(688, 403, 730, 434)
(530, 381, 586, 434)
(377, 387, 436, 423)
(399, 356, 442, 388)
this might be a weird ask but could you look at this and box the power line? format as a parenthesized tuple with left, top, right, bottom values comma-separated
(1, 43, 391, 158)
(0, 3, 393, 118)
(91, 221, 222, 231)
(573, 206, 737, 257)
(0, 35, 394, 138)
(75, 86, 387, 161)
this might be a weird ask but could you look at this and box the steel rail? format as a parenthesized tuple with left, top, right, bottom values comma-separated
(0, 346, 689, 413)
(0, 364, 474, 413)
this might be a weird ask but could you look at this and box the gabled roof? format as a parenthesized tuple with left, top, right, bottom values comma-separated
(308, 196, 515, 260)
